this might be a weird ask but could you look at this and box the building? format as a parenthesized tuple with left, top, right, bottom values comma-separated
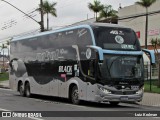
(118, 0, 160, 49)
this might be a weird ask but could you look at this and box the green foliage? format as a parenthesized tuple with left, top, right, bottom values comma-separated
(42, 1, 57, 17)
(0, 73, 9, 81)
(136, 0, 156, 8)
(144, 80, 160, 93)
(88, 0, 104, 21)
(0, 44, 7, 49)
(6, 41, 10, 46)
(37, 0, 57, 30)
(37, 0, 57, 16)
(88, 0, 104, 13)
(88, 1, 118, 22)
(99, 5, 118, 20)
(150, 38, 159, 46)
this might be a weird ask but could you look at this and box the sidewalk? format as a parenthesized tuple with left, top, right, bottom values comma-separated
(138, 92, 160, 107)
(0, 80, 160, 107)
(0, 80, 9, 89)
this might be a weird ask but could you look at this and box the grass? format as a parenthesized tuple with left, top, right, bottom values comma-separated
(144, 80, 160, 94)
(0, 72, 9, 81)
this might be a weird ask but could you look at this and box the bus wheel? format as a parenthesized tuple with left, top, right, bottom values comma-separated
(19, 83, 25, 97)
(109, 102, 119, 106)
(25, 83, 31, 97)
(71, 86, 80, 105)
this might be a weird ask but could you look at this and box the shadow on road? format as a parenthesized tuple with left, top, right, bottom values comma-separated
(15, 94, 140, 109)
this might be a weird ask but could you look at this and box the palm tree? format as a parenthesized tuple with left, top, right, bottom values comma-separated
(6, 41, 10, 60)
(88, 0, 104, 22)
(0, 44, 7, 68)
(136, 0, 156, 49)
(99, 5, 118, 22)
(37, 0, 57, 30)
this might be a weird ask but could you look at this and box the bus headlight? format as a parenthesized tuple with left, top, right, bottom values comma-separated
(136, 86, 144, 94)
(98, 86, 111, 94)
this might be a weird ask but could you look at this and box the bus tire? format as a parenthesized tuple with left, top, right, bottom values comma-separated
(71, 86, 80, 105)
(109, 102, 119, 106)
(25, 83, 31, 97)
(19, 82, 25, 97)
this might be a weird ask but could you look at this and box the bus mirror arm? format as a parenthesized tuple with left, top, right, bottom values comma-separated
(87, 45, 104, 61)
(142, 49, 156, 65)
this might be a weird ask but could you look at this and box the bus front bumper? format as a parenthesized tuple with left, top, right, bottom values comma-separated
(95, 93, 143, 103)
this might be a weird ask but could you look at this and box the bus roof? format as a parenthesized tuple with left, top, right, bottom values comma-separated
(11, 23, 131, 42)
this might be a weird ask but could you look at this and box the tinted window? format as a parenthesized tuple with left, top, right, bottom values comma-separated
(92, 26, 141, 51)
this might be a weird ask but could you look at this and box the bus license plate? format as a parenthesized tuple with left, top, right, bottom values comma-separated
(120, 96, 128, 101)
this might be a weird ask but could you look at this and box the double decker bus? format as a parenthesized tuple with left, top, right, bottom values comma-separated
(9, 23, 155, 105)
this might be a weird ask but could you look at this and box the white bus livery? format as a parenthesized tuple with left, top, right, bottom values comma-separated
(9, 23, 155, 105)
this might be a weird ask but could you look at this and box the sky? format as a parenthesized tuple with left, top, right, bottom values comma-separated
(0, 0, 138, 41)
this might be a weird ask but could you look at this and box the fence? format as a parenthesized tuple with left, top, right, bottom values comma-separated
(144, 62, 158, 80)
(144, 62, 159, 92)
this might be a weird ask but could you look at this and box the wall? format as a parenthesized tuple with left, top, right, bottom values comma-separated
(118, 1, 160, 48)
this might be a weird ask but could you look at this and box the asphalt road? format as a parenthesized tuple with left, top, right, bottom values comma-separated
(0, 88, 159, 120)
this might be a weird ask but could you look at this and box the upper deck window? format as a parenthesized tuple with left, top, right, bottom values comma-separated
(92, 26, 141, 51)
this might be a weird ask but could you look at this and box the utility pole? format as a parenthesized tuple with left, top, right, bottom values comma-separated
(2, 44, 5, 69)
(40, 0, 44, 32)
(145, 9, 148, 49)
(1, 0, 45, 32)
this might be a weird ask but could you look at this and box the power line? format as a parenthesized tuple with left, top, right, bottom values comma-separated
(1, 0, 92, 24)
(0, 0, 91, 38)
(0, 0, 87, 29)
(1, 0, 40, 24)
(0, 7, 40, 31)
(118, 9, 160, 20)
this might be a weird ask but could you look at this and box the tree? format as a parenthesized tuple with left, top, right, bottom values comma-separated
(150, 38, 160, 88)
(98, 5, 118, 22)
(136, 0, 156, 49)
(88, 0, 104, 22)
(0, 43, 8, 68)
(37, 0, 57, 30)
(6, 41, 10, 60)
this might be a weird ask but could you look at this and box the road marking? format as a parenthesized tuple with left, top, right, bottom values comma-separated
(153, 104, 160, 107)
(0, 107, 44, 120)
(0, 108, 10, 111)
(28, 117, 44, 120)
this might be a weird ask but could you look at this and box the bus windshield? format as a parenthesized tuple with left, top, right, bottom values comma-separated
(99, 55, 144, 80)
(92, 26, 141, 51)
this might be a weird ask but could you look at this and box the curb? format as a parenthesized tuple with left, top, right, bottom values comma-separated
(0, 85, 10, 89)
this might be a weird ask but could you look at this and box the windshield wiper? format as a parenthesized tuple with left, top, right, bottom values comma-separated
(109, 56, 122, 69)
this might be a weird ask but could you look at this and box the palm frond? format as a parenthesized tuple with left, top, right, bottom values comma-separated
(37, 0, 57, 17)
(99, 5, 118, 19)
(88, 0, 104, 13)
(136, 0, 156, 8)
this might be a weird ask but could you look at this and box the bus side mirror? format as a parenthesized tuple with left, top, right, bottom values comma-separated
(142, 49, 156, 65)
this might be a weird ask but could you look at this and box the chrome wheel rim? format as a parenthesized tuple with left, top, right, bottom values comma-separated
(72, 89, 78, 103)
